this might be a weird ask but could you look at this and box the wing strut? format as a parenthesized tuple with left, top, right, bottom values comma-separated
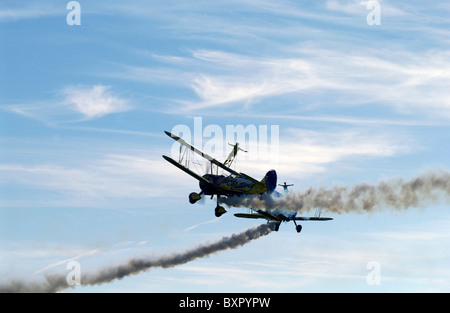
(165, 131, 240, 176)
(162, 155, 213, 187)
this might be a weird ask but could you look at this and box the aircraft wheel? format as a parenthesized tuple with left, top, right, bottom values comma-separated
(189, 192, 201, 204)
(296, 225, 302, 233)
(215, 205, 227, 217)
(274, 223, 280, 232)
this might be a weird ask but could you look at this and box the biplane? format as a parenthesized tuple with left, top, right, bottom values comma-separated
(163, 130, 332, 233)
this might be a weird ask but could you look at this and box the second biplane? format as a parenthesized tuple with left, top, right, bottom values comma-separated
(162, 130, 332, 233)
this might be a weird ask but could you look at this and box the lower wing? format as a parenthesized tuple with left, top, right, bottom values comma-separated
(234, 212, 332, 221)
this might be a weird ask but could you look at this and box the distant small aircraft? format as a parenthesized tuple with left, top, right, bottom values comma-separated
(163, 131, 332, 233)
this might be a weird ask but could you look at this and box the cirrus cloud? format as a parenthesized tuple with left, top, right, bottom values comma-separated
(2, 85, 131, 124)
(63, 85, 131, 120)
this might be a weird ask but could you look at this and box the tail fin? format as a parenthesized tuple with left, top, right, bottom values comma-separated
(261, 170, 277, 193)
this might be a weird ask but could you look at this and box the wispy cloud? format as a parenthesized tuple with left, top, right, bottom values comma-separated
(326, 0, 406, 17)
(235, 127, 412, 177)
(0, 154, 190, 207)
(0, 4, 61, 22)
(34, 248, 100, 275)
(184, 217, 222, 232)
(87, 0, 450, 120)
(62, 85, 131, 120)
(112, 47, 450, 120)
(3, 85, 131, 124)
(190, 49, 450, 117)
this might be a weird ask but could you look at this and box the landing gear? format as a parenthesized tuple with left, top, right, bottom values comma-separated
(214, 196, 227, 217)
(189, 191, 203, 204)
(215, 205, 227, 217)
(273, 222, 281, 232)
(293, 220, 302, 233)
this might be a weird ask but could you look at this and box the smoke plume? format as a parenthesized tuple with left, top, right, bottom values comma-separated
(223, 170, 450, 214)
(0, 223, 274, 293)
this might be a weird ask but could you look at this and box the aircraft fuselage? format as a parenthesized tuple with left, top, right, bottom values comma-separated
(200, 174, 265, 195)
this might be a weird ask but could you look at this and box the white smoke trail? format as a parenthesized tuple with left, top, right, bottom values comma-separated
(0, 223, 274, 293)
(222, 170, 450, 214)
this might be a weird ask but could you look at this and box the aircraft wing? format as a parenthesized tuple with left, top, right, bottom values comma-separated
(234, 213, 267, 219)
(234, 210, 282, 222)
(293, 216, 333, 221)
(234, 211, 333, 221)
(162, 155, 216, 189)
(164, 131, 267, 191)
(165, 131, 240, 176)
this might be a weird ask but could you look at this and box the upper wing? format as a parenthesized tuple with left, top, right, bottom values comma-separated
(165, 131, 240, 176)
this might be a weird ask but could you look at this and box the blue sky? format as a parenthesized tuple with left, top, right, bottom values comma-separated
(1, 0, 450, 292)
